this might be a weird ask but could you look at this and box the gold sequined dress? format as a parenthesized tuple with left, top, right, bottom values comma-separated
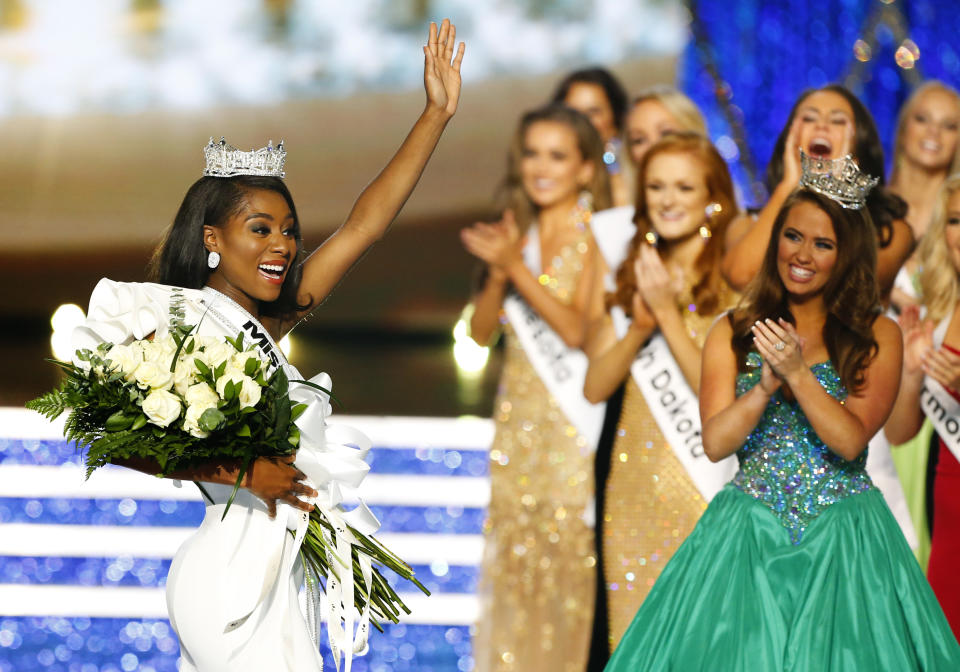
(473, 230, 597, 672)
(601, 286, 735, 650)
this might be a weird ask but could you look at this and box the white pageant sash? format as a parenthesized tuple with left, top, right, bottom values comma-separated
(610, 306, 737, 501)
(921, 309, 960, 463)
(590, 205, 636, 290)
(501, 225, 605, 449)
(200, 287, 377, 672)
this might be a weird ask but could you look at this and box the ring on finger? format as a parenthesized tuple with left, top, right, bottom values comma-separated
(775, 341, 786, 351)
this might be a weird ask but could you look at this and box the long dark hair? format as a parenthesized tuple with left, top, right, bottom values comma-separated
(766, 84, 906, 247)
(149, 175, 308, 320)
(609, 132, 737, 317)
(551, 67, 629, 133)
(729, 190, 880, 393)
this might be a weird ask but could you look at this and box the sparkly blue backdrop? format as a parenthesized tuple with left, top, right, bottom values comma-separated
(680, 0, 960, 207)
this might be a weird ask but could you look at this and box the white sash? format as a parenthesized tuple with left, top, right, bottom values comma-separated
(501, 225, 605, 449)
(590, 205, 636, 290)
(610, 306, 737, 501)
(922, 308, 960, 463)
(200, 288, 377, 672)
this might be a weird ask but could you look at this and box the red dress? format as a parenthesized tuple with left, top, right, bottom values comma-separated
(928, 343, 960, 639)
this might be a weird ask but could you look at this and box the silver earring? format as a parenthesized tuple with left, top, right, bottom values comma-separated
(207, 251, 221, 269)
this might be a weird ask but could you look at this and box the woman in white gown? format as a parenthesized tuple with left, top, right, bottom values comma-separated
(70, 20, 464, 672)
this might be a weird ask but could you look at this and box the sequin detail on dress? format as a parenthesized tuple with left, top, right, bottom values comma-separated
(733, 352, 874, 543)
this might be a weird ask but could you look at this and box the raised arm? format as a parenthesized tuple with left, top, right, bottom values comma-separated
(755, 316, 903, 460)
(876, 218, 915, 302)
(583, 293, 656, 403)
(722, 118, 802, 290)
(461, 212, 604, 348)
(885, 307, 932, 444)
(700, 315, 778, 461)
(290, 20, 465, 324)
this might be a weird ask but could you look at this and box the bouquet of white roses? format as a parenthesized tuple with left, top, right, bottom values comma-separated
(28, 324, 427, 632)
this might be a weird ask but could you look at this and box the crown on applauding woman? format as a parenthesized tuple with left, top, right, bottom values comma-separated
(203, 137, 286, 179)
(798, 150, 878, 210)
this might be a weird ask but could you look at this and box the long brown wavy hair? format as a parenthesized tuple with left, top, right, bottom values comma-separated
(729, 190, 881, 392)
(608, 132, 737, 317)
(498, 103, 612, 233)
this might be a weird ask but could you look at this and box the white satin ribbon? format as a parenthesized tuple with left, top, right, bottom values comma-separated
(290, 372, 380, 672)
(922, 308, 960, 463)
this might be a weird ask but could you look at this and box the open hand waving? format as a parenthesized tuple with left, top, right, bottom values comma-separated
(423, 19, 465, 118)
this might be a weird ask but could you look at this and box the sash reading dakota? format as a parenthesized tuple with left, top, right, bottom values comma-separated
(501, 224, 605, 449)
(921, 310, 960, 463)
(610, 306, 736, 501)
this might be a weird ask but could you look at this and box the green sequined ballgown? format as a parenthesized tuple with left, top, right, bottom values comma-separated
(606, 354, 960, 671)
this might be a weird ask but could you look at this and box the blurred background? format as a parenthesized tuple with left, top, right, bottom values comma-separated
(1, 1, 959, 671)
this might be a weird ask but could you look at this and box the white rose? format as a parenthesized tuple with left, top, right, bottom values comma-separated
(133, 360, 173, 391)
(182, 403, 210, 438)
(106, 343, 143, 381)
(184, 382, 219, 410)
(226, 351, 258, 377)
(172, 355, 199, 396)
(215, 372, 262, 409)
(141, 340, 176, 368)
(201, 341, 237, 370)
(237, 376, 262, 409)
(141, 389, 182, 427)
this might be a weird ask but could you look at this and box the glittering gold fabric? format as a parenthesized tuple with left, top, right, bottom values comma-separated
(473, 231, 597, 672)
(602, 287, 736, 650)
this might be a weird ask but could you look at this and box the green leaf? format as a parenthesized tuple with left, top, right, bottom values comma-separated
(130, 414, 148, 431)
(199, 407, 226, 432)
(105, 411, 134, 432)
(220, 457, 251, 521)
(290, 403, 308, 422)
(235, 424, 251, 438)
(194, 359, 211, 377)
(244, 357, 258, 377)
(185, 338, 195, 354)
(215, 361, 227, 380)
(289, 379, 342, 408)
(224, 380, 238, 402)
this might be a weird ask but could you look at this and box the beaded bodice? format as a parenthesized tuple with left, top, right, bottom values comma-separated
(733, 352, 874, 543)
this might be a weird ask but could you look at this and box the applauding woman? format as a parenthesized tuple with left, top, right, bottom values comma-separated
(583, 132, 738, 655)
(887, 174, 960, 640)
(605, 157, 960, 670)
(462, 103, 611, 672)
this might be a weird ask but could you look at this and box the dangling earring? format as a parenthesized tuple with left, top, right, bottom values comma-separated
(701, 202, 722, 239)
(207, 251, 221, 269)
(577, 189, 594, 213)
(644, 230, 660, 247)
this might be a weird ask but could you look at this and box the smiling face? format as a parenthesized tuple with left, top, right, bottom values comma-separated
(901, 88, 960, 171)
(643, 151, 711, 241)
(563, 81, 618, 142)
(795, 90, 855, 159)
(626, 99, 682, 165)
(520, 120, 593, 211)
(203, 188, 298, 311)
(776, 200, 838, 299)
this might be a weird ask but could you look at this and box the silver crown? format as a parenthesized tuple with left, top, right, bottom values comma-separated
(798, 150, 878, 210)
(203, 137, 286, 178)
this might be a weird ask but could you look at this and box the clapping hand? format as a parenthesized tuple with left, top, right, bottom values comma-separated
(423, 19, 465, 118)
(635, 244, 680, 316)
(460, 209, 523, 270)
(899, 305, 934, 375)
(752, 317, 807, 386)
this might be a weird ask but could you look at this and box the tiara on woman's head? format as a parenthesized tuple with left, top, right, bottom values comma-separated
(798, 150, 878, 210)
(202, 137, 286, 178)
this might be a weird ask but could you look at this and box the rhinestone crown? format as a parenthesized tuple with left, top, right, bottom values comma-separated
(203, 137, 286, 178)
(798, 150, 878, 210)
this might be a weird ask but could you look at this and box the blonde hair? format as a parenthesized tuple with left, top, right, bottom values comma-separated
(891, 81, 960, 182)
(919, 173, 960, 323)
(500, 103, 612, 233)
(632, 86, 707, 139)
